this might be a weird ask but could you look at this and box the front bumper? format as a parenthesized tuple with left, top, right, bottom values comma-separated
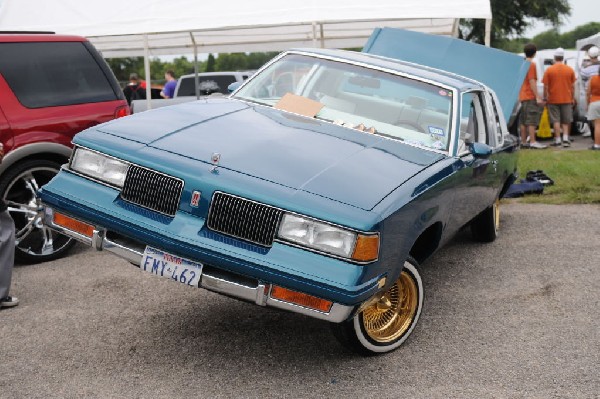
(44, 206, 357, 322)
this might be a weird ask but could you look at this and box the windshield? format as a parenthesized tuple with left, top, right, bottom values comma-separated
(233, 53, 454, 151)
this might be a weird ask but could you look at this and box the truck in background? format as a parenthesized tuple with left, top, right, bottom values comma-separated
(131, 71, 255, 113)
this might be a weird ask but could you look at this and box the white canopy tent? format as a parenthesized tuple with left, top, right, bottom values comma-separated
(0, 0, 492, 55)
(576, 32, 600, 52)
(0, 0, 492, 107)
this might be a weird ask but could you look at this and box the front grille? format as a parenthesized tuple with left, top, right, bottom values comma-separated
(120, 165, 183, 216)
(207, 192, 283, 246)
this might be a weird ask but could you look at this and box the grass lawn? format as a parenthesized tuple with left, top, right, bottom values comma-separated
(515, 148, 600, 204)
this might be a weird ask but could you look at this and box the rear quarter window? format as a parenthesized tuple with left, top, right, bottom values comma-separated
(0, 42, 118, 108)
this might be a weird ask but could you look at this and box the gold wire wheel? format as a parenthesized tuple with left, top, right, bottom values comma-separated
(361, 270, 419, 343)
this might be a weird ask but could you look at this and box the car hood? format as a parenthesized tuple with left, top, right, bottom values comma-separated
(93, 98, 445, 210)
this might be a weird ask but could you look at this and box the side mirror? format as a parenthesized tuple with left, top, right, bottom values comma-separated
(469, 142, 493, 158)
(228, 81, 242, 93)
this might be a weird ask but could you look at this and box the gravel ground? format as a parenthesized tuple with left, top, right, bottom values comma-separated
(1, 203, 599, 399)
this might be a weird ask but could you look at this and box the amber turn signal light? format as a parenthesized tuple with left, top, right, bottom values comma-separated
(270, 286, 333, 312)
(53, 212, 94, 238)
(352, 234, 379, 262)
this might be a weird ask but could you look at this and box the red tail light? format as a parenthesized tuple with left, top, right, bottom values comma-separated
(114, 105, 130, 119)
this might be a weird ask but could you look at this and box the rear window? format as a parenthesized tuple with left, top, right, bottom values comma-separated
(177, 75, 238, 96)
(0, 42, 118, 108)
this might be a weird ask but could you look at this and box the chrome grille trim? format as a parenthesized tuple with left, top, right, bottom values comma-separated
(207, 192, 283, 247)
(121, 165, 184, 217)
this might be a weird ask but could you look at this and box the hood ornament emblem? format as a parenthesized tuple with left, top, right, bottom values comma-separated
(210, 152, 221, 173)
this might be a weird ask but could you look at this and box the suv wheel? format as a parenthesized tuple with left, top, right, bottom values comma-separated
(0, 159, 75, 263)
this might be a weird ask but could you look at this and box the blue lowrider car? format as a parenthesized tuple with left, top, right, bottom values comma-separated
(40, 29, 528, 355)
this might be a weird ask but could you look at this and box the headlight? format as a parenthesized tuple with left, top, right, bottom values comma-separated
(70, 148, 129, 188)
(277, 213, 379, 262)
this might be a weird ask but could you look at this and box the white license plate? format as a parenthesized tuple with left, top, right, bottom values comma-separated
(140, 247, 202, 287)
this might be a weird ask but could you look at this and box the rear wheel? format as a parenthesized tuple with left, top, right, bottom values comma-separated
(471, 197, 500, 243)
(0, 159, 75, 263)
(331, 258, 423, 355)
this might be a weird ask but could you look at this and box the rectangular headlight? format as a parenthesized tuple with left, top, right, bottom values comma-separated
(278, 213, 381, 263)
(70, 147, 129, 188)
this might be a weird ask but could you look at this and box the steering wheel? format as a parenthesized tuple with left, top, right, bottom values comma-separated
(395, 119, 426, 133)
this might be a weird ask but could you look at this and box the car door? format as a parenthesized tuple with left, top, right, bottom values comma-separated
(446, 90, 499, 232)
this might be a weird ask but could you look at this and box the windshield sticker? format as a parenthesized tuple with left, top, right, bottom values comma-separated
(438, 90, 448, 96)
(428, 126, 445, 136)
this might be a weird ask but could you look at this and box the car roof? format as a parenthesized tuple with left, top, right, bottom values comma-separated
(288, 47, 483, 92)
(0, 33, 87, 42)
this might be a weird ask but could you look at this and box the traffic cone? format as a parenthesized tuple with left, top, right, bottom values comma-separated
(537, 107, 552, 139)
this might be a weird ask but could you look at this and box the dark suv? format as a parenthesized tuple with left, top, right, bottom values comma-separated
(0, 33, 129, 263)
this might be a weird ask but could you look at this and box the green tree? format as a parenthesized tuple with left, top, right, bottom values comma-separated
(205, 53, 216, 72)
(532, 28, 563, 50)
(559, 22, 600, 49)
(246, 52, 279, 69)
(215, 53, 249, 71)
(460, 0, 570, 46)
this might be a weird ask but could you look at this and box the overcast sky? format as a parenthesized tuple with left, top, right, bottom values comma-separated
(525, 0, 598, 36)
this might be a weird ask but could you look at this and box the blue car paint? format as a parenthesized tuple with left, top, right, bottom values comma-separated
(39, 41, 520, 317)
(78, 98, 445, 212)
(41, 172, 382, 305)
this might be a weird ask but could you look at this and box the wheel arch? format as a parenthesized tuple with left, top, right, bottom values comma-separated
(0, 143, 71, 178)
(409, 221, 443, 265)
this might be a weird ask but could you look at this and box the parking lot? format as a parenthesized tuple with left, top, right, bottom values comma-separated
(1, 203, 599, 398)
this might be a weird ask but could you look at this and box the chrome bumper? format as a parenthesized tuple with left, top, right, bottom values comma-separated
(44, 207, 355, 323)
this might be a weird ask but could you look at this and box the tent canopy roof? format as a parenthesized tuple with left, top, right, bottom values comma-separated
(0, 0, 491, 57)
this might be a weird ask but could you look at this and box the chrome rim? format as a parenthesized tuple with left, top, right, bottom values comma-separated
(3, 165, 72, 258)
(494, 198, 500, 233)
(361, 270, 419, 343)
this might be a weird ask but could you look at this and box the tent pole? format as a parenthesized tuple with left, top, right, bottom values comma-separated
(143, 34, 152, 110)
(312, 22, 317, 47)
(320, 23, 325, 48)
(190, 33, 199, 100)
(484, 18, 492, 47)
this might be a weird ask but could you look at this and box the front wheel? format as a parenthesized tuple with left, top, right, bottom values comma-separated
(470, 197, 500, 243)
(0, 159, 75, 263)
(331, 259, 423, 355)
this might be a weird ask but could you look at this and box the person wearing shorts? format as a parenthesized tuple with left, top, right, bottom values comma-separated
(542, 48, 577, 147)
(519, 43, 546, 149)
(587, 66, 600, 150)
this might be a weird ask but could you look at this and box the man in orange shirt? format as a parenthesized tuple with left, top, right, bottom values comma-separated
(519, 43, 547, 149)
(542, 47, 577, 147)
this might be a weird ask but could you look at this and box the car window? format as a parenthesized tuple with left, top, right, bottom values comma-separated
(458, 91, 488, 154)
(233, 54, 453, 152)
(177, 75, 238, 96)
(0, 42, 118, 108)
(488, 93, 504, 147)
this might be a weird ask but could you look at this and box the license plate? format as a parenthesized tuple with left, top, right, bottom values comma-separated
(140, 247, 202, 287)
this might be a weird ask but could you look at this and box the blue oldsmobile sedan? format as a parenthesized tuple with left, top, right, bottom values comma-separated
(40, 29, 528, 355)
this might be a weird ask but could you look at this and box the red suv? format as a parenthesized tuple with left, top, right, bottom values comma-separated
(0, 33, 129, 263)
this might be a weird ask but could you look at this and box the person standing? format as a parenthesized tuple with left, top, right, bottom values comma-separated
(519, 43, 547, 149)
(580, 46, 600, 83)
(586, 65, 600, 151)
(0, 143, 19, 309)
(542, 48, 577, 147)
(161, 70, 177, 99)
